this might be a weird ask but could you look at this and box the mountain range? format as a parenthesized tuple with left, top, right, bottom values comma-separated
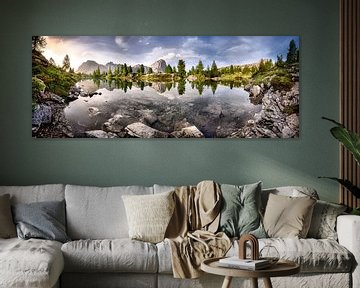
(76, 59, 167, 74)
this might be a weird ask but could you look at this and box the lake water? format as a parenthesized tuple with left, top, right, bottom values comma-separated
(64, 79, 261, 138)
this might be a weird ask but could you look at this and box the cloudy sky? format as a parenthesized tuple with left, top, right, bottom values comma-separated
(42, 36, 299, 71)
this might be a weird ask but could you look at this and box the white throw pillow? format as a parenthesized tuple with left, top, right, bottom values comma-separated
(122, 191, 175, 243)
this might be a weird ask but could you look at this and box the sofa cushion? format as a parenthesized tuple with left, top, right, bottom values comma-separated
(263, 193, 316, 238)
(65, 185, 154, 239)
(218, 182, 266, 238)
(122, 191, 175, 243)
(12, 200, 70, 243)
(307, 200, 347, 240)
(0, 184, 65, 204)
(0, 194, 16, 238)
(156, 240, 173, 274)
(158, 237, 353, 274)
(0, 238, 64, 288)
(260, 238, 353, 273)
(61, 239, 158, 273)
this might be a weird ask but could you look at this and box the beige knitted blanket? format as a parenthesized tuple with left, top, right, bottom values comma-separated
(165, 180, 231, 278)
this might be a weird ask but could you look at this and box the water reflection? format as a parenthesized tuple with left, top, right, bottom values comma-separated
(84, 78, 241, 96)
(65, 79, 261, 138)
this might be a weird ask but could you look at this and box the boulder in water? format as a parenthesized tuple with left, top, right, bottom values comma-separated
(125, 122, 168, 138)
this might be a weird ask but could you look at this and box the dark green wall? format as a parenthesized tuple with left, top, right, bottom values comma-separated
(0, 0, 340, 202)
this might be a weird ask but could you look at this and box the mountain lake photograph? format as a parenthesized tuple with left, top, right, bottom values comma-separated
(32, 36, 300, 138)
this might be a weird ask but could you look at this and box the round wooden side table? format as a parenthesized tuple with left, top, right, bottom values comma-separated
(201, 257, 300, 288)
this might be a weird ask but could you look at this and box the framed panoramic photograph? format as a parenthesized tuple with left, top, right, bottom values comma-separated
(32, 36, 300, 138)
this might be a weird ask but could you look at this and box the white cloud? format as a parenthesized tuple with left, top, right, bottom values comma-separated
(114, 36, 129, 50)
(44, 37, 127, 69)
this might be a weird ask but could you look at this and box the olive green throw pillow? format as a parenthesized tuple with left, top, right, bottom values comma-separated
(218, 182, 266, 238)
(0, 194, 16, 238)
(263, 193, 316, 238)
(122, 191, 175, 243)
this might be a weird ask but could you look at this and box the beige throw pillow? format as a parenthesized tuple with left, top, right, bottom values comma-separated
(263, 193, 316, 238)
(0, 194, 17, 238)
(122, 191, 175, 243)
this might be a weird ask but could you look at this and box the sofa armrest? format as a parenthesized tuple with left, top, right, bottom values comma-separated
(337, 215, 360, 288)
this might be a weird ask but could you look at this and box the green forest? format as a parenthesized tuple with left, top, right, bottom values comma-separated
(90, 39, 299, 91)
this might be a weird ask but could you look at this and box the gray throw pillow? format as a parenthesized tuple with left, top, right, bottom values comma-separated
(218, 182, 266, 238)
(0, 194, 17, 238)
(307, 200, 347, 240)
(12, 200, 70, 243)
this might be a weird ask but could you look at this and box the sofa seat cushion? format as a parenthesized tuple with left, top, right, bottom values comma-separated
(230, 238, 354, 273)
(157, 238, 354, 274)
(62, 239, 158, 273)
(0, 238, 64, 288)
(260, 238, 353, 272)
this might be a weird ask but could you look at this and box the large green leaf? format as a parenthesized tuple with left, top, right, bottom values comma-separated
(318, 177, 360, 198)
(323, 117, 360, 165)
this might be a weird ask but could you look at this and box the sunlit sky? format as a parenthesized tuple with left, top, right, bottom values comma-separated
(42, 36, 299, 71)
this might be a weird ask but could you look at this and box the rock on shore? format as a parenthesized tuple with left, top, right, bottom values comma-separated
(232, 82, 299, 138)
(32, 91, 73, 138)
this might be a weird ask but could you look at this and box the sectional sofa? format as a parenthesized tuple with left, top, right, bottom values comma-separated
(0, 183, 359, 288)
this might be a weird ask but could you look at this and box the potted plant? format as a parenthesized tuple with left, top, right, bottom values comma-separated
(320, 117, 360, 215)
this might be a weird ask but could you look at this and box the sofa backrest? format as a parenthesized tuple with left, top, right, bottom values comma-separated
(0, 184, 65, 204)
(65, 184, 154, 240)
(0, 184, 320, 240)
(153, 184, 176, 194)
(261, 186, 319, 213)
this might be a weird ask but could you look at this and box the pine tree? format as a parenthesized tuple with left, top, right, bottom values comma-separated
(107, 67, 113, 78)
(93, 66, 101, 78)
(276, 55, 285, 67)
(62, 54, 70, 71)
(196, 60, 204, 74)
(122, 63, 128, 76)
(148, 67, 153, 74)
(165, 64, 173, 74)
(177, 79, 186, 95)
(265, 59, 273, 70)
(49, 57, 56, 66)
(286, 39, 298, 64)
(137, 64, 145, 76)
(128, 66, 133, 75)
(210, 60, 219, 77)
(114, 65, 119, 77)
(189, 66, 195, 75)
(177, 59, 186, 78)
(258, 59, 266, 72)
(32, 36, 46, 52)
(229, 65, 234, 74)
